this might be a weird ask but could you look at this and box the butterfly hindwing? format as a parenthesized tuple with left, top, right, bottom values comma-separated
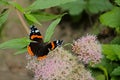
(28, 42, 49, 57)
(47, 40, 63, 50)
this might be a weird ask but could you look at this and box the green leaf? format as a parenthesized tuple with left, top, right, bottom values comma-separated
(26, 0, 76, 11)
(115, 0, 120, 6)
(44, 18, 61, 42)
(0, 37, 30, 49)
(95, 74, 105, 80)
(86, 0, 113, 14)
(59, 0, 85, 15)
(95, 57, 119, 74)
(98, 66, 109, 80)
(9, 2, 24, 13)
(31, 12, 61, 22)
(14, 48, 27, 55)
(0, 0, 9, 5)
(111, 67, 120, 76)
(59, 0, 113, 15)
(111, 77, 120, 80)
(111, 36, 120, 44)
(100, 7, 120, 28)
(0, 10, 8, 36)
(102, 44, 120, 61)
(0, 10, 9, 27)
(24, 13, 41, 25)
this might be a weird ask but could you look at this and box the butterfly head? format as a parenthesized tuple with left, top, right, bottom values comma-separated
(30, 25, 40, 35)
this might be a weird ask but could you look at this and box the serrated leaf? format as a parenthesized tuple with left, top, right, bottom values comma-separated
(0, 37, 30, 49)
(0, 10, 8, 36)
(100, 7, 120, 28)
(86, 0, 113, 14)
(26, 0, 76, 11)
(9, 2, 24, 13)
(24, 13, 41, 25)
(59, 0, 85, 15)
(102, 44, 120, 61)
(111, 67, 120, 76)
(14, 48, 27, 55)
(44, 18, 61, 42)
(31, 12, 61, 22)
(0, 10, 9, 27)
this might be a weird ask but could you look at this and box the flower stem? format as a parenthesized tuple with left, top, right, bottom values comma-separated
(14, 0, 29, 34)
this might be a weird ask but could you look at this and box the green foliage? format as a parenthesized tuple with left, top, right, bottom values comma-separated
(100, 7, 120, 28)
(14, 48, 27, 55)
(98, 66, 108, 80)
(24, 13, 41, 25)
(95, 74, 105, 80)
(86, 0, 113, 14)
(60, 0, 85, 15)
(115, 0, 120, 6)
(0, 10, 9, 36)
(60, 0, 113, 15)
(102, 44, 120, 61)
(0, 10, 9, 27)
(0, 37, 30, 49)
(26, 0, 76, 11)
(9, 2, 24, 13)
(99, 3, 120, 77)
(0, 0, 73, 26)
(92, 57, 120, 80)
(111, 67, 120, 76)
(31, 12, 61, 22)
(44, 18, 61, 42)
(0, 0, 9, 5)
(110, 36, 120, 44)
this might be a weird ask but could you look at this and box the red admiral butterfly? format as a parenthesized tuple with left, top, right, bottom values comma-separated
(27, 25, 63, 60)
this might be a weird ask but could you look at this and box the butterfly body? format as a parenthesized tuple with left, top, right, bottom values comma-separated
(27, 25, 63, 60)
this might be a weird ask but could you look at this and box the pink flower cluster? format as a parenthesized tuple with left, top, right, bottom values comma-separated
(26, 47, 94, 80)
(72, 34, 102, 65)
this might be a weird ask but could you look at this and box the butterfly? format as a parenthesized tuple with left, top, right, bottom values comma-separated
(27, 25, 63, 60)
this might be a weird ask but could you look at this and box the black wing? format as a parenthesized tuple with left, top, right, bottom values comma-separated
(28, 42, 49, 57)
(46, 40, 63, 50)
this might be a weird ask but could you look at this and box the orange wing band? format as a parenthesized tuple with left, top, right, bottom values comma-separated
(31, 35, 43, 39)
(27, 46, 34, 56)
(51, 42, 55, 50)
(37, 55, 47, 60)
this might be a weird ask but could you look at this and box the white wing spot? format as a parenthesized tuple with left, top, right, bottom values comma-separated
(31, 30, 34, 33)
(35, 30, 39, 33)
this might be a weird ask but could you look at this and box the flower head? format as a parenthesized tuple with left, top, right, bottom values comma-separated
(26, 47, 94, 80)
(72, 34, 102, 65)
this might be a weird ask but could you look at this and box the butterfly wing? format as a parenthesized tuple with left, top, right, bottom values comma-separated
(27, 42, 49, 59)
(46, 40, 63, 50)
(29, 25, 43, 43)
